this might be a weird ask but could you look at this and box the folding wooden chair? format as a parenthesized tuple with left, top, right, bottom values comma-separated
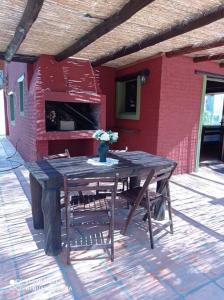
(119, 163, 177, 249)
(63, 174, 119, 264)
(43, 149, 74, 210)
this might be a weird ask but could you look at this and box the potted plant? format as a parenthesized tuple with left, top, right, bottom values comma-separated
(93, 129, 118, 162)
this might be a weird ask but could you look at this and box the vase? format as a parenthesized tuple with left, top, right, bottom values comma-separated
(98, 142, 109, 162)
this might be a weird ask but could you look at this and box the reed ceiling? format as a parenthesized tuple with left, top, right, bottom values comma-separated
(0, 0, 224, 67)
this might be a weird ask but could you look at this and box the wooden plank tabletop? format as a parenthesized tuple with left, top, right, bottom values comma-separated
(25, 151, 175, 185)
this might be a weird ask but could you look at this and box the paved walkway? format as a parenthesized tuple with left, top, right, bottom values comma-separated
(0, 136, 223, 300)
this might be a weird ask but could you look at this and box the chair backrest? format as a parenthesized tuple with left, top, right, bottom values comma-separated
(151, 163, 177, 194)
(127, 163, 177, 209)
(64, 174, 119, 195)
(108, 146, 128, 153)
(43, 148, 70, 160)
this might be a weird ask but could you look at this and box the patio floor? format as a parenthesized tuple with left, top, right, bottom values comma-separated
(0, 136, 224, 300)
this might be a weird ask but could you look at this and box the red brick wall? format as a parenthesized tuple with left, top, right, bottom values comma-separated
(157, 56, 202, 173)
(158, 56, 224, 173)
(36, 55, 99, 93)
(96, 57, 163, 152)
(4, 62, 38, 161)
(96, 56, 224, 174)
(94, 66, 116, 129)
(48, 139, 96, 157)
(116, 57, 162, 153)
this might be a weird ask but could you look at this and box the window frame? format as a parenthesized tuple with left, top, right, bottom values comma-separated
(8, 91, 15, 126)
(17, 74, 25, 115)
(116, 75, 141, 120)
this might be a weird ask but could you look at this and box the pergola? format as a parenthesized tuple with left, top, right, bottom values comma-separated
(0, 0, 224, 68)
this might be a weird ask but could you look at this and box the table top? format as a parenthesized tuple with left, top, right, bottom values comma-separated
(25, 151, 176, 187)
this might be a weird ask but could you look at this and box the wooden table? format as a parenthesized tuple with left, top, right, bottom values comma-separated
(25, 151, 175, 256)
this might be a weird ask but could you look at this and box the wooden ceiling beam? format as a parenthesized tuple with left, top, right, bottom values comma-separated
(4, 0, 44, 62)
(194, 53, 224, 63)
(55, 0, 155, 62)
(166, 37, 224, 57)
(92, 5, 224, 67)
(0, 52, 37, 64)
(195, 69, 224, 79)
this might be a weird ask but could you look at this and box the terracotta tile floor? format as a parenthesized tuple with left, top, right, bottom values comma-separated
(0, 136, 223, 300)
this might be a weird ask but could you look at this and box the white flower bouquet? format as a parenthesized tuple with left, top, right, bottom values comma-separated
(93, 129, 118, 144)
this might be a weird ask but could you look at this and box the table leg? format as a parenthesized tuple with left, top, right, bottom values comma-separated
(129, 176, 141, 189)
(41, 188, 62, 256)
(30, 173, 44, 229)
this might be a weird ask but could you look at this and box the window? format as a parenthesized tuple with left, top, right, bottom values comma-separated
(203, 94, 224, 125)
(116, 76, 141, 120)
(17, 74, 25, 115)
(8, 92, 15, 125)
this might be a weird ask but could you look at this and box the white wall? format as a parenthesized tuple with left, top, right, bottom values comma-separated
(0, 89, 6, 135)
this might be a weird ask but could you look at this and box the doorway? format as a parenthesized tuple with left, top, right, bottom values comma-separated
(197, 77, 224, 167)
